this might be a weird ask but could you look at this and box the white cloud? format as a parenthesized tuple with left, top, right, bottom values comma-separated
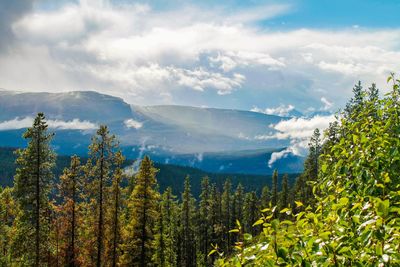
(124, 119, 143, 129)
(251, 104, 295, 117)
(260, 115, 335, 167)
(0, 117, 98, 131)
(0, 117, 33, 130)
(47, 118, 98, 130)
(320, 97, 333, 110)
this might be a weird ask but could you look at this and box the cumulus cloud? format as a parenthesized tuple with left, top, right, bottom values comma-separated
(124, 119, 143, 129)
(259, 115, 336, 167)
(251, 104, 296, 117)
(0, 117, 33, 130)
(0, 0, 399, 110)
(0, 117, 98, 131)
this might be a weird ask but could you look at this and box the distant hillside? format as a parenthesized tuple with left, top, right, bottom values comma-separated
(0, 90, 304, 173)
(0, 147, 299, 197)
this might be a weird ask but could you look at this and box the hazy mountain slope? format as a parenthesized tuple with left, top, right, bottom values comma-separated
(0, 90, 303, 173)
(0, 91, 133, 122)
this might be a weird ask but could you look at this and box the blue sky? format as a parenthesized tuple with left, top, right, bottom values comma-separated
(0, 0, 399, 115)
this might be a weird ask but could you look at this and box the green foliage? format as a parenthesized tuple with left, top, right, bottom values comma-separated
(121, 156, 160, 265)
(12, 113, 56, 266)
(217, 76, 400, 266)
(153, 187, 179, 267)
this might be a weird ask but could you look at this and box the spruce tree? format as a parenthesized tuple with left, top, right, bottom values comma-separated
(0, 187, 16, 265)
(279, 174, 289, 214)
(13, 113, 55, 266)
(106, 151, 125, 267)
(232, 183, 244, 224)
(153, 187, 178, 267)
(243, 191, 259, 236)
(86, 125, 118, 266)
(180, 176, 197, 267)
(271, 170, 278, 218)
(198, 176, 211, 264)
(260, 185, 270, 209)
(59, 155, 82, 266)
(122, 156, 159, 266)
(221, 179, 232, 254)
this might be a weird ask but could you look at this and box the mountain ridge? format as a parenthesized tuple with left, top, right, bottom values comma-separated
(0, 89, 304, 174)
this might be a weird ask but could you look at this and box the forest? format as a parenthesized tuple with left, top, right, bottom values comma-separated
(1, 75, 400, 266)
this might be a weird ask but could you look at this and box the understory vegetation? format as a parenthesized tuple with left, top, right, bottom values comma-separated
(1, 75, 399, 266)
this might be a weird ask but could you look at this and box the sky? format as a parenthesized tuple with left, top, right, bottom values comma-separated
(0, 0, 399, 114)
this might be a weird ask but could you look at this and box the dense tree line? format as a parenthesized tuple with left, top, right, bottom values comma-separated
(0, 112, 298, 266)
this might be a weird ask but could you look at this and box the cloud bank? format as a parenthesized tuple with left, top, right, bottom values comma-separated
(0, 117, 98, 131)
(0, 0, 397, 111)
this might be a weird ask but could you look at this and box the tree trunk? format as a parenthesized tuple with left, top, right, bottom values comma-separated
(35, 130, 41, 267)
(96, 143, 105, 267)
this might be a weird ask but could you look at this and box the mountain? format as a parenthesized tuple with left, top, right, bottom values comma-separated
(0, 90, 304, 174)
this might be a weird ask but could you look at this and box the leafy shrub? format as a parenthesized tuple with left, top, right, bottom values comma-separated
(216, 75, 400, 266)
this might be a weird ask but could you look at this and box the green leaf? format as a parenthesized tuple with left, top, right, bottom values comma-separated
(252, 219, 264, 226)
(295, 201, 303, 207)
(339, 197, 349, 206)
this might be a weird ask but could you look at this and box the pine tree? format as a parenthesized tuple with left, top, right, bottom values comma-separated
(85, 125, 118, 266)
(232, 183, 244, 224)
(13, 113, 55, 266)
(344, 81, 364, 119)
(122, 156, 159, 266)
(221, 179, 232, 254)
(0, 187, 16, 265)
(106, 151, 125, 267)
(260, 185, 270, 209)
(180, 176, 197, 267)
(279, 174, 289, 214)
(207, 183, 221, 263)
(295, 128, 321, 207)
(198, 176, 211, 264)
(59, 155, 82, 266)
(153, 187, 178, 267)
(243, 191, 259, 236)
(272, 170, 279, 218)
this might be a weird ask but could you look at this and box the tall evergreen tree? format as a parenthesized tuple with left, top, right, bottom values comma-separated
(232, 183, 244, 224)
(153, 187, 178, 267)
(344, 81, 365, 119)
(198, 176, 211, 264)
(180, 176, 197, 267)
(13, 113, 55, 266)
(86, 125, 118, 267)
(106, 151, 125, 267)
(221, 179, 232, 254)
(279, 174, 289, 213)
(0, 187, 16, 265)
(260, 185, 270, 209)
(59, 155, 82, 266)
(243, 191, 259, 236)
(271, 169, 279, 219)
(122, 156, 159, 266)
